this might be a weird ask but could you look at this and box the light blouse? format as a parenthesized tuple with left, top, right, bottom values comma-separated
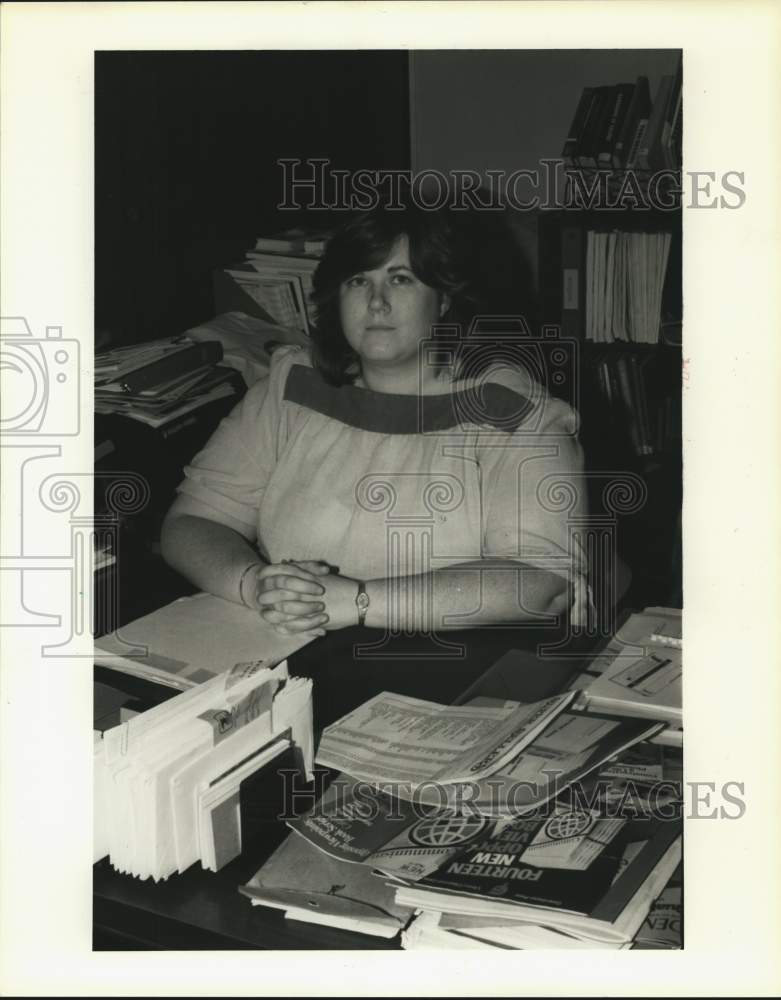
(177, 346, 590, 623)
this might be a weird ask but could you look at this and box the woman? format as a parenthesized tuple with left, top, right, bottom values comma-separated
(161, 207, 590, 657)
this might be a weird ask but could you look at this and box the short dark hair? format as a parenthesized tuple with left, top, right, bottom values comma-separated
(309, 206, 479, 386)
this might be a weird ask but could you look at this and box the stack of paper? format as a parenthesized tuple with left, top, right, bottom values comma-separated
(95, 591, 315, 691)
(94, 659, 313, 880)
(94, 336, 240, 428)
(401, 911, 632, 950)
(578, 606, 682, 727)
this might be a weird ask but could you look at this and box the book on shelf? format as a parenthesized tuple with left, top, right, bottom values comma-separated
(561, 86, 597, 167)
(625, 113, 649, 172)
(597, 83, 635, 168)
(560, 225, 584, 339)
(611, 76, 651, 169)
(665, 59, 683, 171)
(637, 71, 679, 172)
(574, 85, 613, 169)
(563, 225, 673, 345)
(560, 70, 680, 175)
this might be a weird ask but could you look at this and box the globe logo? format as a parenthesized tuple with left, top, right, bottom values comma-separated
(409, 813, 488, 847)
(543, 810, 593, 841)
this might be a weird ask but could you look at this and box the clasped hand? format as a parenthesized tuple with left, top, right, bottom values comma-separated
(241, 560, 358, 636)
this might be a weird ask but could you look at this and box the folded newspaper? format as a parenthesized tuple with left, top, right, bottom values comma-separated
(314, 690, 578, 790)
(314, 690, 663, 819)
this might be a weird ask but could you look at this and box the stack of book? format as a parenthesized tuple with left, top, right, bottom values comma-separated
(219, 227, 331, 334)
(561, 61, 682, 174)
(94, 657, 314, 880)
(95, 337, 241, 429)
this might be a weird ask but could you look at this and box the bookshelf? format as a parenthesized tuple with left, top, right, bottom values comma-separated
(536, 68, 683, 609)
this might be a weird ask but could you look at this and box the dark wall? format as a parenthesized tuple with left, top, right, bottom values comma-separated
(95, 51, 411, 345)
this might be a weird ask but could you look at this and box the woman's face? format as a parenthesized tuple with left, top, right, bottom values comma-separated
(338, 235, 448, 373)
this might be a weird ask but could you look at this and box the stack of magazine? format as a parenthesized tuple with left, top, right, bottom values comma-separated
(240, 690, 681, 946)
(95, 336, 241, 428)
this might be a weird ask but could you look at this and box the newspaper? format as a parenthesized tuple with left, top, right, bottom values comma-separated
(411, 709, 665, 817)
(315, 690, 576, 789)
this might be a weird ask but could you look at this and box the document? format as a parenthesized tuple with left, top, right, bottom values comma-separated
(583, 646, 682, 723)
(315, 690, 576, 790)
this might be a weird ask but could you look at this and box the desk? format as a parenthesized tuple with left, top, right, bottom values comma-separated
(94, 628, 599, 950)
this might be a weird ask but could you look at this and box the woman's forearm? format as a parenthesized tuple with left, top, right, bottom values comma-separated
(364, 560, 571, 632)
(160, 512, 261, 605)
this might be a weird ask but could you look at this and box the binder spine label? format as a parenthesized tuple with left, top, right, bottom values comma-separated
(563, 268, 579, 310)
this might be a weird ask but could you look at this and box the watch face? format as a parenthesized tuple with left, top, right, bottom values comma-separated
(356, 592, 370, 612)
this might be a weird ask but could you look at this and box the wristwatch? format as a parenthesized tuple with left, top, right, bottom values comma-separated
(355, 580, 370, 626)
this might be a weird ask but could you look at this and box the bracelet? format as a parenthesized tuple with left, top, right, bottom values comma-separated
(238, 562, 263, 609)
